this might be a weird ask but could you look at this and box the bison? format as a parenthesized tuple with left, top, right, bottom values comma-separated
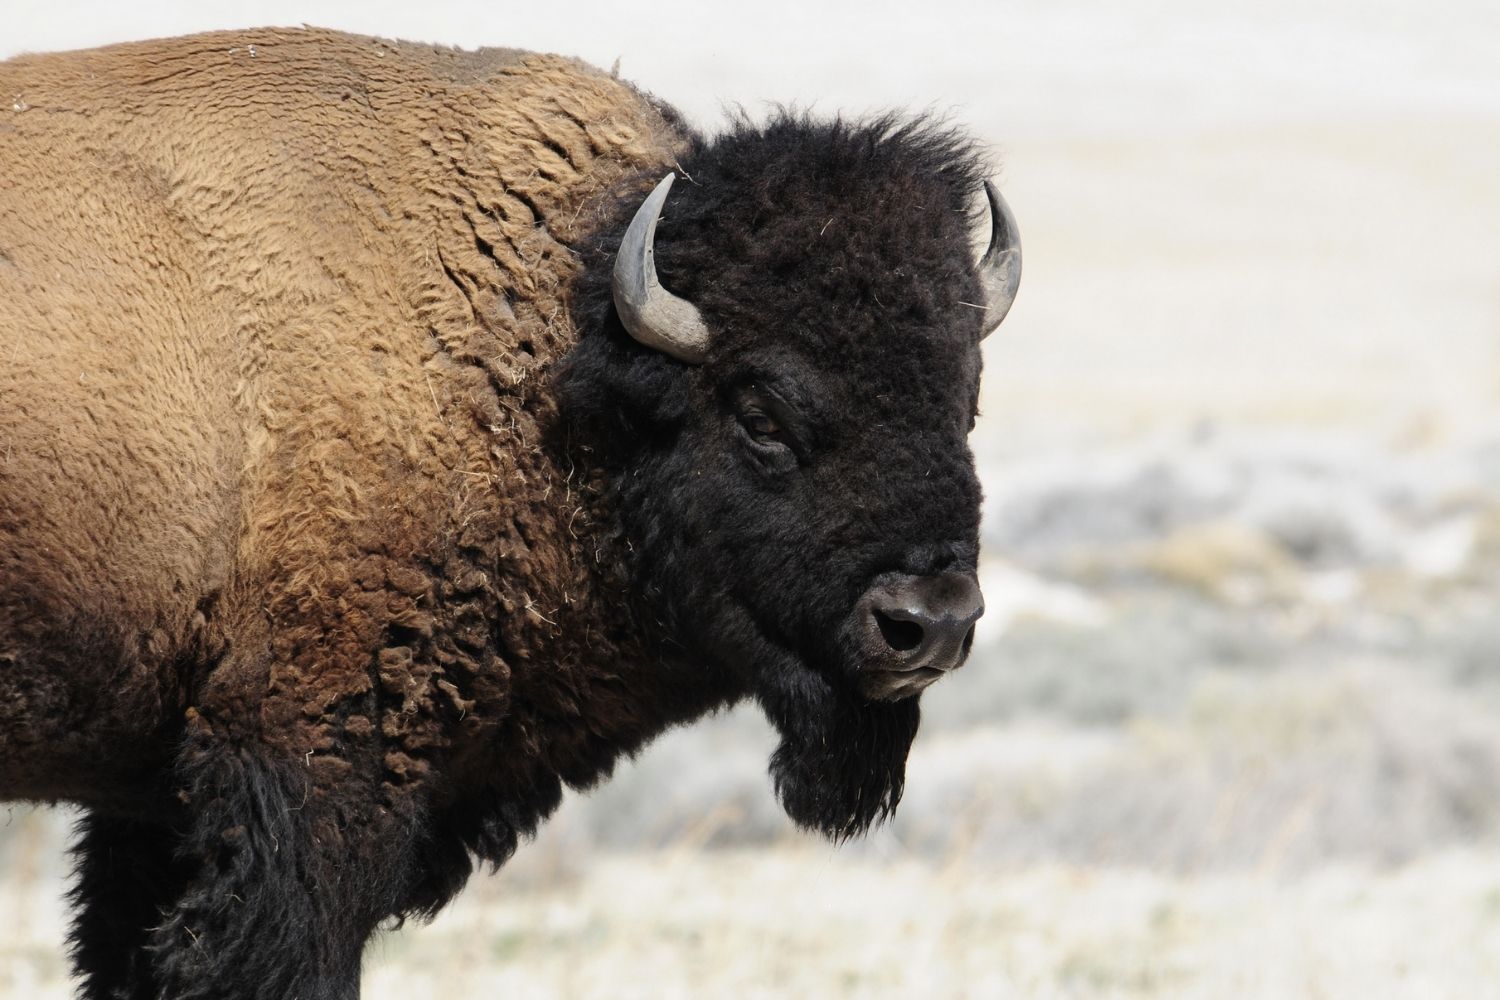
(0, 26, 1021, 999)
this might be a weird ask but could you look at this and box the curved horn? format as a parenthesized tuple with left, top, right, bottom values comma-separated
(612, 174, 712, 364)
(978, 181, 1022, 338)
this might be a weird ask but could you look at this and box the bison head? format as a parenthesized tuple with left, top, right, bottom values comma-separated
(558, 115, 1020, 840)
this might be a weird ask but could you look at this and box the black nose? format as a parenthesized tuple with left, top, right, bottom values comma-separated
(858, 571, 984, 673)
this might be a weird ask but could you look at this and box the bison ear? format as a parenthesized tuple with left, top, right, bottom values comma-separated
(612, 174, 713, 364)
(977, 181, 1022, 338)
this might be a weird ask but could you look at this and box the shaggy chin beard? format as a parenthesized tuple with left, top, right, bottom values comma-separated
(751, 655, 921, 841)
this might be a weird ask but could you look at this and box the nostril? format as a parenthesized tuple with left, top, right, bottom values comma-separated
(961, 625, 975, 658)
(873, 609, 924, 653)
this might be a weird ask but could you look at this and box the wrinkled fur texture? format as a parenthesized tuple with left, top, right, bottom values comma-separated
(0, 27, 991, 1000)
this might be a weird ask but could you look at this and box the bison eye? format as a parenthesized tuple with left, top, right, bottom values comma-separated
(733, 387, 799, 470)
(743, 411, 782, 442)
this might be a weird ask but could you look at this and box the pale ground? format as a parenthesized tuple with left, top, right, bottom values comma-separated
(4, 1, 1500, 997)
(10, 830, 1500, 999)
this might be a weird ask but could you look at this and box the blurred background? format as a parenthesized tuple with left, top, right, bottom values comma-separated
(4, 1, 1500, 996)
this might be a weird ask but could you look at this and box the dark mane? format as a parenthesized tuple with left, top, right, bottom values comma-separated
(560, 110, 993, 459)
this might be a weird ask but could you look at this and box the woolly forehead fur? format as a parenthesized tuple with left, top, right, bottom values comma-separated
(659, 111, 993, 351)
(568, 113, 992, 433)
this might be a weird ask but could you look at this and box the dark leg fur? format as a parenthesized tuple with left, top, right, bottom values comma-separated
(69, 813, 187, 1000)
(150, 733, 371, 1000)
(71, 724, 414, 1000)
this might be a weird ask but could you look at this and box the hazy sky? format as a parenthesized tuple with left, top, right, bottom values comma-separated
(4, 0, 1495, 138)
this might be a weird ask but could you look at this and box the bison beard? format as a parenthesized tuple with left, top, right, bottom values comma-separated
(756, 660, 921, 839)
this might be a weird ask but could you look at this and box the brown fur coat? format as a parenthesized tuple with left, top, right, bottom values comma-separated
(0, 28, 700, 837)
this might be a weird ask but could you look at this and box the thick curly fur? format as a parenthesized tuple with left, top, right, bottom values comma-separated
(0, 29, 992, 999)
(559, 111, 989, 837)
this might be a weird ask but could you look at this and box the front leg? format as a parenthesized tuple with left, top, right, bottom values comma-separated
(69, 812, 187, 1000)
(142, 721, 407, 1000)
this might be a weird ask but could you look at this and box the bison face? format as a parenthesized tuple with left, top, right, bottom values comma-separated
(559, 116, 1019, 839)
(664, 342, 987, 704)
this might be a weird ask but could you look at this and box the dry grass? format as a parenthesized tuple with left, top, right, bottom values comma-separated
(10, 837, 1500, 999)
(367, 848, 1500, 1000)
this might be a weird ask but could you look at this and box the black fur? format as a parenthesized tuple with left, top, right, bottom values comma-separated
(558, 112, 988, 837)
(69, 815, 187, 1000)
